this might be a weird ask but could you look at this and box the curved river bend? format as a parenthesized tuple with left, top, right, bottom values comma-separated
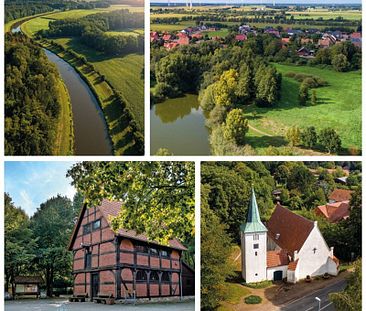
(12, 22, 112, 155)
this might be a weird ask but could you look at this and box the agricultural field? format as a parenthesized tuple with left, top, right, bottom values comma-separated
(21, 5, 144, 132)
(244, 64, 361, 154)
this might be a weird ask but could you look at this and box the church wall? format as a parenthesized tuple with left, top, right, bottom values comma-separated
(297, 225, 335, 279)
(242, 231, 267, 283)
(266, 265, 288, 281)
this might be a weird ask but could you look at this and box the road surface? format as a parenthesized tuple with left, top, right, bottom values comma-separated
(281, 279, 346, 311)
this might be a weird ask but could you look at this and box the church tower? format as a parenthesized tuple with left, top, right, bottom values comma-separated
(240, 188, 267, 283)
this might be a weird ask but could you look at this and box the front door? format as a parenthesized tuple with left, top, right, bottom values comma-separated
(91, 273, 99, 298)
(273, 270, 283, 281)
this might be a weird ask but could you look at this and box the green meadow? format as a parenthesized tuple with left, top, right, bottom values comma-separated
(244, 64, 361, 154)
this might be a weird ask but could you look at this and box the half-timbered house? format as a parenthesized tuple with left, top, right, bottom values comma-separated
(68, 200, 194, 300)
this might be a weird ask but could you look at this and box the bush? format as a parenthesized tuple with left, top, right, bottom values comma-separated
(244, 295, 262, 304)
(244, 280, 272, 289)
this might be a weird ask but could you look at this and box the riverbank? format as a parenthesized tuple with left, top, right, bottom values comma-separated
(41, 40, 143, 155)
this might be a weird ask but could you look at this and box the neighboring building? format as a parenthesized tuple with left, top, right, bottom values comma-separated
(235, 34, 247, 41)
(150, 32, 159, 42)
(68, 200, 194, 300)
(241, 189, 338, 284)
(328, 189, 352, 203)
(14, 276, 42, 298)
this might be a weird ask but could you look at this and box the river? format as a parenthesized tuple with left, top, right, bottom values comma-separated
(150, 94, 211, 155)
(11, 21, 113, 155)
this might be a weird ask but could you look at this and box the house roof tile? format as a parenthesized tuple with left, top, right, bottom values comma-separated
(329, 189, 352, 202)
(267, 250, 290, 268)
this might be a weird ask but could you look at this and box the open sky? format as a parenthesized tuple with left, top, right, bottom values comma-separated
(152, 0, 361, 4)
(5, 161, 77, 216)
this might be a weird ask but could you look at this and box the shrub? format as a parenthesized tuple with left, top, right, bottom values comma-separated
(244, 295, 262, 304)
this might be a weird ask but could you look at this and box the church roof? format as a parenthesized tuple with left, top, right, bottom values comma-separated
(267, 250, 290, 268)
(267, 204, 314, 256)
(240, 188, 267, 233)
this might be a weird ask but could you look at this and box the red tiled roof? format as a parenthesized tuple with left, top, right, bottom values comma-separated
(316, 201, 350, 223)
(267, 250, 290, 268)
(235, 34, 247, 41)
(99, 200, 187, 251)
(329, 189, 352, 202)
(288, 259, 299, 271)
(267, 204, 314, 256)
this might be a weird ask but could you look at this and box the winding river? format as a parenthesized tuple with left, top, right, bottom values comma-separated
(11, 21, 113, 155)
(150, 94, 211, 155)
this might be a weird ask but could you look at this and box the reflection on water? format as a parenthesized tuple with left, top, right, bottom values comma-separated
(155, 95, 201, 123)
(151, 94, 211, 155)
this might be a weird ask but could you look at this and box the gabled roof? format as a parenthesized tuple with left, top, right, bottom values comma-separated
(68, 200, 187, 251)
(267, 250, 290, 268)
(240, 189, 267, 233)
(267, 204, 314, 256)
(316, 201, 350, 223)
(329, 189, 352, 202)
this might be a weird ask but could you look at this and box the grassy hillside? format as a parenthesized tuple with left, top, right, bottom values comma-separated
(244, 64, 361, 154)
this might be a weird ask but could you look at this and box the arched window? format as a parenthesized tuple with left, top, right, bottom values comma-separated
(150, 271, 159, 282)
(136, 270, 147, 281)
(161, 272, 170, 282)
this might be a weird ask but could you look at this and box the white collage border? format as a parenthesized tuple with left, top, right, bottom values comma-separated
(0, 1, 365, 310)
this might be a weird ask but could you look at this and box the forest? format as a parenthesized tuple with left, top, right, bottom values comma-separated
(42, 9, 144, 56)
(5, 0, 110, 23)
(5, 34, 65, 155)
(201, 161, 361, 310)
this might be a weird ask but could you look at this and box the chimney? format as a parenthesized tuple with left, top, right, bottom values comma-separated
(314, 221, 318, 228)
(330, 247, 334, 257)
(294, 250, 298, 261)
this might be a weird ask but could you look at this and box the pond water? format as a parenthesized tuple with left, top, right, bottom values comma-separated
(150, 94, 211, 155)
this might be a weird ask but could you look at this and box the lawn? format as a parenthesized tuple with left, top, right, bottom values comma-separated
(244, 64, 361, 154)
(53, 79, 74, 155)
(206, 29, 229, 37)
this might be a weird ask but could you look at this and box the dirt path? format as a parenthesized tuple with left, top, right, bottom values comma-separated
(248, 124, 273, 137)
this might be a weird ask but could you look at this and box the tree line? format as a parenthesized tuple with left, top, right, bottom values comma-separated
(5, 34, 63, 155)
(201, 161, 362, 310)
(42, 9, 144, 56)
(5, 0, 110, 23)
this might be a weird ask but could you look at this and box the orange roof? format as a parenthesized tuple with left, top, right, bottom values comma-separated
(267, 204, 314, 256)
(315, 201, 350, 223)
(329, 189, 352, 202)
(288, 259, 299, 271)
(267, 250, 290, 268)
(69, 200, 187, 251)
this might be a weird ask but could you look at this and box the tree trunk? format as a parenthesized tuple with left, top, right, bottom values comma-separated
(46, 268, 52, 297)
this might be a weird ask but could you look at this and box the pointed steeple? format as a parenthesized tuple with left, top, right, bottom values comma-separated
(240, 188, 267, 233)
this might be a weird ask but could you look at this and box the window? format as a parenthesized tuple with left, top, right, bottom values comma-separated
(253, 244, 259, 249)
(135, 245, 148, 253)
(136, 270, 147, 281)
(150, 248, 158, 256)
(160, 250, 170, 258)
(92, 219, 101, 230)
(161, 272, 170, 282)
(85, 252, 92, 269)
(255, 252, 257, 256)
(150, 271, 159, 282)
(253, 234, 259, 240)
(83, 224, 91, 235)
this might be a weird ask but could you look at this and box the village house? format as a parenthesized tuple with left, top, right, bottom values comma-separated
(315, 189, 353, 223)
(150, 32, 159, 43)
(241, 190, 339, 284)
(235, 34, 247, 42)
(68, 200, 194, 301)
(297, 47, 315, 58)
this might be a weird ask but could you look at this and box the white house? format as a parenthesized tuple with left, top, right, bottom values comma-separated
(241, 189, 339, 284)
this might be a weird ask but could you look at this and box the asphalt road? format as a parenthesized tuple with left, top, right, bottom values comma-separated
(5, 299, 195, 311)
(281, 279, 346, 311)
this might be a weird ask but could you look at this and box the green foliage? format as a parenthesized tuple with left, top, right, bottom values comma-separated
(223, 108, 249, 146)
(155, 148, 173, 156)
(300, 126, 318, 148)
(298, 82, 309, 106)
(319, 128, 342, 153)
(286, 126, 301, 146)
(67, 162, 195, 245)
(332, 54, 350, 72)
(5, 34, 63, 155)
(244, 295, 262, 304)
(214, 69, 240, 107)
(311, 89, 317, 105)
(244, 280, 272, 289)
(201, 185, 235, 310)
(329, 259, 361, 311)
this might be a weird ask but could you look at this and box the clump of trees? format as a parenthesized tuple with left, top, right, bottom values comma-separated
(286, 126, 342, 154)
(42, 9, 144, 56)
(5, 34, 63, 155)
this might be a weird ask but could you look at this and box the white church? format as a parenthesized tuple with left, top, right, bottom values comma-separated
(241, 189, 339, 284)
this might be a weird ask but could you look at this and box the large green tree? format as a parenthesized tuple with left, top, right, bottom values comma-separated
(67, 161, 195, 246)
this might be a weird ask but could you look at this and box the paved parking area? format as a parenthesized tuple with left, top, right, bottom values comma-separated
(5, 299, 195, 311)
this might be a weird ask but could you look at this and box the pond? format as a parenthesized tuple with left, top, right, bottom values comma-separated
(150, 94, 211, 155)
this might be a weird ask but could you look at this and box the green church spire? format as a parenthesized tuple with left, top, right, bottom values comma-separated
(240, 188, 267, 233)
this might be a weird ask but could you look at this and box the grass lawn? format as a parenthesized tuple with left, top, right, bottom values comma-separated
(244, 64, 361, 154)
(53, 79, 74, 155)
(51, 37, 144, 132)
(207, 29, 229, 37)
